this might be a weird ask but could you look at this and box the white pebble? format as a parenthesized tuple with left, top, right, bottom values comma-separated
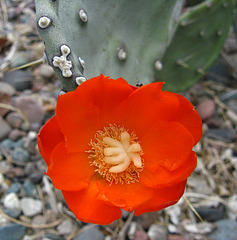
(3, 193, 21, 210)
(20, 198, 42, 217)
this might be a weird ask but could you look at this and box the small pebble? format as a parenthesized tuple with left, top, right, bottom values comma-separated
(196, 99, 216, 121)
(0, 138, 15, 150)
(0, 82, 15, 116)
(14, 95, 45, 125)
(7, 182, 21, 194)
(13, 138, 24, 148)
(3, 70, 33, 91)
(20, 198, 42, 217)
(9, 167, 25, 178)
(0, 224, 26, 240)
(37, 64, 55, 80)
(0, 82, 16, 96)
(135, 231, 148, 240)
(5, 112, 24, 128)
(206, 127, 236, 143)
(3, 208, 21, 219)
(0, 117, 12, 141)
(12, 147, 30, 163)
(8, 129, 26, 141)
(147, 224, 167, 240)
(73, 226, 105, 240)
(43, 233, 64, 240)
(0, 94, 12, 117)
(23, 180, 38, 196)
(29, 171, 44, 184)
(56, 219, 73, 235)
(207, 219, 237, 240)
(196, 206, 225, 222)
(3, 193, 21, 211)
(136, 212, 159, 230)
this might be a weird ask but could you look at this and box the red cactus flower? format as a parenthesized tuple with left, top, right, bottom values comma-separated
(38, 74, 202, 224)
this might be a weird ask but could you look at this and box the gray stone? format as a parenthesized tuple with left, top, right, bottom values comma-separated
(7, 182, 21, 194)
(13, 139, 24, 148)
(73, 226, 105, 240)
(20, 198, 42, 217)
(6, 112, 24, 128)
(0, 224, 26, 240)
(0, 116, 11, 141)
(206, 128, 236, 143)
(136, 212, 159, 230)
(43, 233, 64, 240)
(3, 70, 32, 91)
(147, 224, 167, 240)
(29, 171, 44, 184)
(196, 206, 225, 222)
(12, 147, 30, 163)
(208, 219, 237, 240)
(23, 180, 38, 196)
(56, 219, 73, 235)
(3, 208, 21, 219)
(0, 139, 15, 150)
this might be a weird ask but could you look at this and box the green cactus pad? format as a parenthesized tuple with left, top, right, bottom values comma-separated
(35, 0, 233, 92)
(35, 0, 185, 92)
(156, 0, 234, 91)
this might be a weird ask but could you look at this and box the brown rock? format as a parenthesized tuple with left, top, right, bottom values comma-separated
(14, 95, 45, 124)
(135, 231, 148, 240)
(37, 64, 55, 80)
(196, 99, 216, 121)
(0, 116, 12, 140)
(0, 92, 12, 116)
(8, 129, 26, 141)
(9, 167, 25, 178)
(168, 235, 187, 240)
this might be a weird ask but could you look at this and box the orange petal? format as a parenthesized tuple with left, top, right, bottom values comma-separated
(62, 181, 121, 225)
(47, 142, 95, 191)
(141, 121, 194, 172)
(56, 75, 134, 153)
(37, 116, 64, 166)
(174, 93, 202, 145)
(114, 82, 179, 138)
(135, 181, 187, 216)
(76, 75, 135, 126)
(56, 91, 100, 153)
(140, 151, 197, 188)
(97, 179, 153, 211)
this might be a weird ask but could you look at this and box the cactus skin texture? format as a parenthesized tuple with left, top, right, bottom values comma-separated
(35, 0, 234, 92)
(156, 0, 234, 91)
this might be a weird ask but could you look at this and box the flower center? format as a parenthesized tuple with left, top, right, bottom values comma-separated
(88, 125, 144, 184)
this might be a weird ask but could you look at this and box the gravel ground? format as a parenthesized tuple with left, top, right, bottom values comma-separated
(0, 1, 237, 240)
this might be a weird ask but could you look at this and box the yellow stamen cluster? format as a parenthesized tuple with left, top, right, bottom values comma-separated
(88, 125, 144, 184)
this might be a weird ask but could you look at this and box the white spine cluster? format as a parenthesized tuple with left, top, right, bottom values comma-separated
(53, 45, 72, 77)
